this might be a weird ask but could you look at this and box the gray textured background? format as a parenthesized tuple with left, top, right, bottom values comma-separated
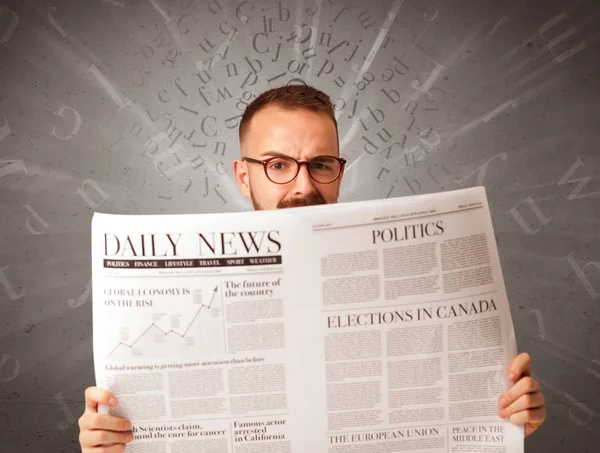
(1, 0, 599, 451)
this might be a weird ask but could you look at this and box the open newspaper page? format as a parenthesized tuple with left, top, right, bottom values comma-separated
(91, 210, 308, 453)
(91, 186, 523, 453)
(288, 186, 523, 453)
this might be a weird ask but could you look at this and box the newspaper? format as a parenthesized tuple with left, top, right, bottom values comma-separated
(91, 186, 524, 453)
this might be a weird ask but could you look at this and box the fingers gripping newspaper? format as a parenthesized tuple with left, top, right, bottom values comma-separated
(92, 187, 524, 453)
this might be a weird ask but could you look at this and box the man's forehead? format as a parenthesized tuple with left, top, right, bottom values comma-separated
(244, 107, 336, 147)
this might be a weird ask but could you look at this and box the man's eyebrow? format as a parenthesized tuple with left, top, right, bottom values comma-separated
(259, 150, 337, 158)
(258, 150, 291, 158)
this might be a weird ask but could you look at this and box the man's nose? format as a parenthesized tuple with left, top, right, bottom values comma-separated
(291, 163, 317, 195)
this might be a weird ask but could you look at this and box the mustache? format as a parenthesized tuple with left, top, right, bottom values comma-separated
(277, 191, 327, 209)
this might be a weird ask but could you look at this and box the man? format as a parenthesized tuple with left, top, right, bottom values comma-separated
(78, 84, 546, 452)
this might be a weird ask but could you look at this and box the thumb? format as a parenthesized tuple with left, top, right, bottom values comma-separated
(84, 386, 117, 413)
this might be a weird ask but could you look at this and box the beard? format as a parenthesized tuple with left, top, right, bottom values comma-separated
(277, 191, 327, 209)
(250, 186, 327, 210)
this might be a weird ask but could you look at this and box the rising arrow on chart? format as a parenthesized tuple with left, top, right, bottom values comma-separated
(105, 285, 219, 359)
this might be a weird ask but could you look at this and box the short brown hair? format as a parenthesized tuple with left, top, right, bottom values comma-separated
(239, 83, 339, 151)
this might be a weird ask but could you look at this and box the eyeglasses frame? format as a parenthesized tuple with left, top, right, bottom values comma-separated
(242, 155, 347, 185)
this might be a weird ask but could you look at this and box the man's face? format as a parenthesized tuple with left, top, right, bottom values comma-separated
(233, 105, 343, 210)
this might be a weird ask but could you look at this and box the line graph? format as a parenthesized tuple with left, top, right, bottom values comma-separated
(105, 285, 220, 359)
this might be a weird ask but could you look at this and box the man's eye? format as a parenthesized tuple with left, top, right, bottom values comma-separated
(270, 162, 287, 170)
(313, 161, 333, 171)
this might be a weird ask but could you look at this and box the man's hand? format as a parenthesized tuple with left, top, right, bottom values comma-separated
(498, 353, 546, 437)
(78, 386, 133, 452)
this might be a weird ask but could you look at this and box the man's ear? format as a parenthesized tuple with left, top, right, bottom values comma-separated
(233, 159, 251, 198)
(336, 163, 345, 195)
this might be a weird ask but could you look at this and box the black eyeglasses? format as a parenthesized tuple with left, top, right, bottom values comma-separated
(242, 155, 346, 185)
